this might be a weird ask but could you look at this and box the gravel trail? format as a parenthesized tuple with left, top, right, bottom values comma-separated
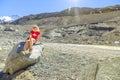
(27, 43, 120, 80)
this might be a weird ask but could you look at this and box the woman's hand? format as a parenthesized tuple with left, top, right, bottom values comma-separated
(37, 40, 42, 44)
(29, 35, 32, 38)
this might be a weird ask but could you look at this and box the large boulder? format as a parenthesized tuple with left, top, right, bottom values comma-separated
(96, 57, 120, 80)
(80, 57, 120, 80)
(3, 42, 44, 75)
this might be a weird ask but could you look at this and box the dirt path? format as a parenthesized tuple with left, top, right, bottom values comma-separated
(44, 43, 120, 60)
(27, 43, 120, 80)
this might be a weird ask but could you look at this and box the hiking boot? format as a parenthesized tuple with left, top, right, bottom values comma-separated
(21, 51, 26, 55)
(29, 48, 32, 55)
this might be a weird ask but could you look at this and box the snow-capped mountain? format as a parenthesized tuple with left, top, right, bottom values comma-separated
(0, 15, 20, 23)
(11, 15, 20, 20)
(0, 16, 13, 23)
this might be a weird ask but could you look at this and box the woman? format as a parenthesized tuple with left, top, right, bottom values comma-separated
(22, 25, 41, 55)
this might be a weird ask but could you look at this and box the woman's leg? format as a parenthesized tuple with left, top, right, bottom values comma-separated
(23, 40, 29, 51)
(22, 39, 30, 55)
(29, 38, 36, 54)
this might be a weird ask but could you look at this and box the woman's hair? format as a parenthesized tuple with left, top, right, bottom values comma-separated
(33, 25, 40, 31)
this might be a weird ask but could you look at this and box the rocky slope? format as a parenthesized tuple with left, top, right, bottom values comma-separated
(1, 17, 120, 47)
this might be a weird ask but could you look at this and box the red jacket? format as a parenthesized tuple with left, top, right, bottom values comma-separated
(30, 30, 40, 40)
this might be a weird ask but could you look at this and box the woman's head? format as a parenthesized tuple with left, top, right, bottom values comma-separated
(33, 25, 40, 31)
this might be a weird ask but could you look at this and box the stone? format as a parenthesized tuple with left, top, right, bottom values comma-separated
(96, 57, 120, 80)
(3, 42, 44, 75)
(0, 25, 4, 31)
(4, 27, 15, 32)
(79, 63, 98, 80)
(79, 57, 120, 80)
(114, 41, 119, 44)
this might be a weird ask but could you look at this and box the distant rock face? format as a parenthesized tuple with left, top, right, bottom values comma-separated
(3, 42, 44, 75)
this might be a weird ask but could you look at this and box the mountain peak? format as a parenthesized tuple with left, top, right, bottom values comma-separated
(0, 15, 20, 23)
(0, 16, 13, 22)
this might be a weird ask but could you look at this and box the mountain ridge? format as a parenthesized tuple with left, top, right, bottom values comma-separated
(10, 5, 120, 25)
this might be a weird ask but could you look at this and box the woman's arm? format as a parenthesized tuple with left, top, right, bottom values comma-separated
(37, 34, 42, 44)
(29, 30, 32, 38)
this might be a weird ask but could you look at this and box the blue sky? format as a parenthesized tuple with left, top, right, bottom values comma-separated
(0, 0, 120, 17)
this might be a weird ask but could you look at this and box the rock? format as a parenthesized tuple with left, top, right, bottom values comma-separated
(0, 47, 1, 50)
(0, 25, 4, 31)
(23, 31, 30, 38)
(79, 63, 98, 80)
(50, 29, 62, 38)
(14, 71, 36, 80)
(4, 27, 15, 32)
(96, 57, 120, 80)
(80, 57, 120, 80)
(3, 42, 44, 75)
(114, 41, 119, 44)
(0, 63, 5, 71)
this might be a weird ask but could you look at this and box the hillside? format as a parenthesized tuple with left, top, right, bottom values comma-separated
(1, 14, 120, 46)
(10, 5, 120, 25)
(8, 5, 120, 46)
